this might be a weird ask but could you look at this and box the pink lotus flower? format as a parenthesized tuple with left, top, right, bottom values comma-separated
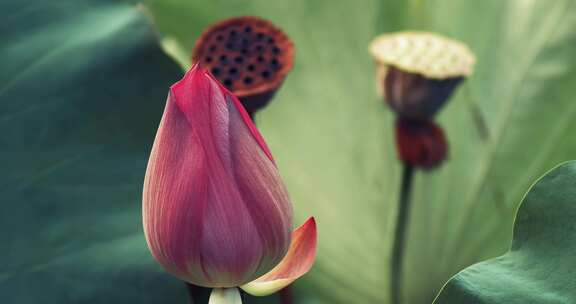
(142, 64, 317, 302)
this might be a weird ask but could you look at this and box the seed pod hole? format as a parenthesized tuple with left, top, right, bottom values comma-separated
(243, 77, 254, 85)
(270, 59, 280, 70)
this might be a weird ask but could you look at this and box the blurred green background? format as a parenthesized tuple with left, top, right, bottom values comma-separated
(2, 0, 576, 303)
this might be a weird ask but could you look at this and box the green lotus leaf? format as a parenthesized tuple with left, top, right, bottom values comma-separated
(1, 2, 290, 303)
(4, 0, 576, 303)
(0, 0, 188, 302)
(145, 0, 576, 303)
(434, 161, 576, 303)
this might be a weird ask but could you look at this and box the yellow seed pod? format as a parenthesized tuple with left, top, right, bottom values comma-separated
(369, 31, 476, 80)
(369, 32, 476, 119)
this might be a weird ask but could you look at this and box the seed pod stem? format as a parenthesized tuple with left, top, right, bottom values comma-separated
(390, 163, 414, 304)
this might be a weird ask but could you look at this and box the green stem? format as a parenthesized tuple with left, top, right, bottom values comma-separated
(209, 288, 242, 304)
(390, 163, 414, 304)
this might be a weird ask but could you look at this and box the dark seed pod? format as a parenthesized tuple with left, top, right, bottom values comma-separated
(192, 16, 295, 117)
(384, 66, 463, 119)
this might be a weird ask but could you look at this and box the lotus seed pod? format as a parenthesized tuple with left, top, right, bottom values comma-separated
(192, 16, 294, 117)
(369, 32, 475, 119)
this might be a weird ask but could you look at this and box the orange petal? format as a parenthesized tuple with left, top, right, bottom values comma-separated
(240, 217, 317, 296)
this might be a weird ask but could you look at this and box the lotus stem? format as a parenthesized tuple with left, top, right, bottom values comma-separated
(391, 163, 414, 304)
(209, 288, 242, 304)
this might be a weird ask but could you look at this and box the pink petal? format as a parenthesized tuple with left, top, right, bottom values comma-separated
(143, 65, 293, 288)
(240, 217, 318, 296)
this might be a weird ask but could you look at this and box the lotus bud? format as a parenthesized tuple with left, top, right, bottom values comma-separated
(192, 16, 294, 118)
(142, 65, 316, 301)
(369, 32, 475, 119)
(395, 118, 447, 169)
